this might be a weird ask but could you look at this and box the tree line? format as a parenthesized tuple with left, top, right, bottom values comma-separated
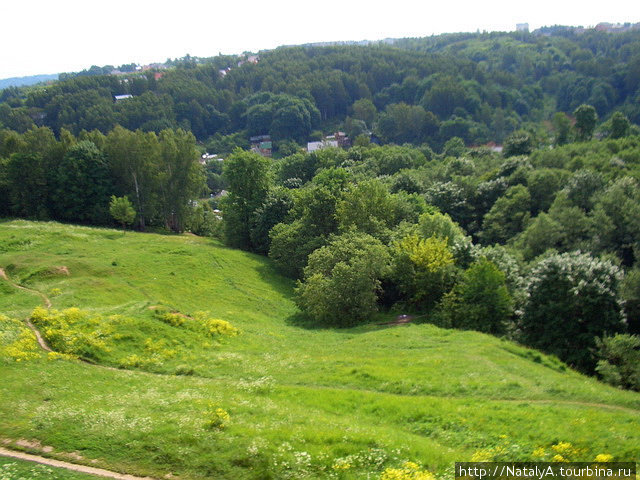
(0, 126, 206, 232)
(1, 29, 640, 153)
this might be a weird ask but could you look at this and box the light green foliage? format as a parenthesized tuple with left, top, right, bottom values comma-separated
(417, 211, 466, 247)
(157, 129, 206, 232)
(442, 136, 466, 158)
(296, 232, 390, 326)
(526, 168, 570, 215)
(337, 179, 397, 240)
(391, 234, 456, 310)
(439, 258, 513, 334)
(521, 251, 625, 372)
(109, 195, 136, 232)
(596, 334, 640, 391)
(352, 98, 377, 127)
(516, 213, 565, 261)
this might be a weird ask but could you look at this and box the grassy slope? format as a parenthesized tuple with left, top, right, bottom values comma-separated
(0, 219, 638, 479)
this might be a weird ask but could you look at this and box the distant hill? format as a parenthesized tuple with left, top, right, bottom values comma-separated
(0, 73, 58, 90)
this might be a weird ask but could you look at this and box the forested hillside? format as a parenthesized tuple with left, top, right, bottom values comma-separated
(1, 28, 640, 149)
(1, 27, 640, 391)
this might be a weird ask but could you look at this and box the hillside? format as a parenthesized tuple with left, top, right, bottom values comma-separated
(0, 220, 638, 479)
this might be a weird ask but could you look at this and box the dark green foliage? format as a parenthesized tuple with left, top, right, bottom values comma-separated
(480, 185, 531, 244)
(608, 112, 631, 139)
(552, 112, 571, 146)
(591, 177, 640, 266)
(573, 104, 598, 141)
(222, 149, 272, 250)
(621, 268, 640, 335)
(249, 187, 293, 254)
(295, 232, 390, 326)
(53, 141, 113, 224)
(439, 258, 513, 334)
(595, 334, 640, 390)
(520, 251, 625, 372)
(375, 103, 439, 145)
(503, 130, 534, 157)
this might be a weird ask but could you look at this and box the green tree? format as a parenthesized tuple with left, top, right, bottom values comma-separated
(573, 104, 598, 141)
(595, 334, 640, 391)
(480, 185, 531, 244)
(520, 251, 625, 372)
(53, 141, 114, 224)
(552, 112, 571, 146)
(351, 98, 377, 127)
(609, 111, 631, 139)
(390, 234, 456, 310)
(503, 130, 534, 157)
(295, 232, 390, 326)
(439, 258, 513, 334)
(222, 149, 272, 250)
(109, 195, 136, 233)
(157, 129, 206, 232)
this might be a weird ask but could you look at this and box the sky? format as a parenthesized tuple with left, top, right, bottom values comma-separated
(1, 0, 639, 79)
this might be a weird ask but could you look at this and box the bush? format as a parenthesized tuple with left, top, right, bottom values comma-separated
(439, 258, 513, 334)
(295, 232, 390, 326)
(520, 252, 625, 372)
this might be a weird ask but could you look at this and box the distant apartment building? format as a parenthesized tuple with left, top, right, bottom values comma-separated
(516, 23, 529, 32)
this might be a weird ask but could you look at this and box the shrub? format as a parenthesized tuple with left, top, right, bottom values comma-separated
(439, 258, 513, 334)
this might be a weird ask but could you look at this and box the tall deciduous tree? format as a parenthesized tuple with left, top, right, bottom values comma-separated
(53, 141, 113, 224)
(573, 104, 598, 141)
(157, 129, 205, 232)
(222, 149, 272, 249)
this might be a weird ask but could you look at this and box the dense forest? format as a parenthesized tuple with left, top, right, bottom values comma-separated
(1, 27, 640, 390)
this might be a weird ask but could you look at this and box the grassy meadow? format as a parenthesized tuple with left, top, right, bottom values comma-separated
(0, 219, 638, 479)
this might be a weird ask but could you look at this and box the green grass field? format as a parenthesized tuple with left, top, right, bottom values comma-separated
(0, 219, 638, 479)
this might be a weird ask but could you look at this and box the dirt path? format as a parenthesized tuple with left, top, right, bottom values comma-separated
(0, 447, 157, 479)
(0, 267, 52, 308)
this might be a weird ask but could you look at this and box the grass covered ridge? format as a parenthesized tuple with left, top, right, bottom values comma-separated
(0, 219, 638, 479)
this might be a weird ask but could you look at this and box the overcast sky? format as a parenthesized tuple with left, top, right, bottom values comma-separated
(1, 0, 639, 79)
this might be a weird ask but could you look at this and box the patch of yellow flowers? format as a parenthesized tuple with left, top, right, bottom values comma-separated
(472, 439, 613, 463)
(205, 403, 231, 430)
(0, 315, 40, 362)
(380, 461, 436, 480)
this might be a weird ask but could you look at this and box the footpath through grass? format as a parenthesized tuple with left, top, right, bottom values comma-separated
(0, 219, 638, 479)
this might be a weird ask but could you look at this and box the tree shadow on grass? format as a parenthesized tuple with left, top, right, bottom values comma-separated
(285, 309, 409, 334)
